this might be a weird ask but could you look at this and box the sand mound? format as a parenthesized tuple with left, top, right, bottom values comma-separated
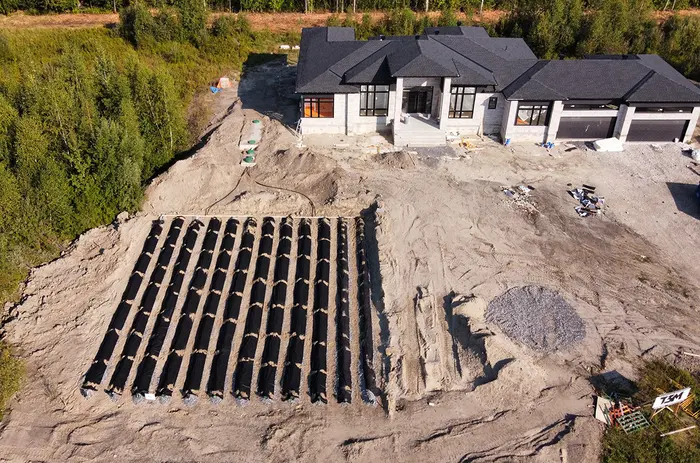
(485, 286, 585, 353)
(372, 150, 415, 169)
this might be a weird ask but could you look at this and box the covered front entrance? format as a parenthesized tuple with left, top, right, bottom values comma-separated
(402, 87, 433, 114)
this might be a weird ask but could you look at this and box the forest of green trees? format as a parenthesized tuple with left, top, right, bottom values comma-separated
(1, 0, 700, 15)
(0, 3, 296, 302)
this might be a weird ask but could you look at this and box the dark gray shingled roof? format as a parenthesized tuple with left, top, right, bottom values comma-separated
(296, 27, 700, 103)
(503, 56, 700, 103)
(295, 26, 537, 93)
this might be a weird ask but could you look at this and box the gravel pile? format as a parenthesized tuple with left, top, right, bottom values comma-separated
(486, 286, 585, 353)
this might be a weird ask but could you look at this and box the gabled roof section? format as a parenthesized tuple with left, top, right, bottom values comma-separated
(345, 56, 391, 84)
(502, 56, 700, 103)
(296, 26, 538, 93)
(626, 71, 700, 103)
(424, 26, 490, 37)
(295, 27, 700, 104)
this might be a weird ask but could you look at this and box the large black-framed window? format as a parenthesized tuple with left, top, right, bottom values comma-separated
(360, 85, 390, 116)
(515, 102, 550, 126)
(303, 96, 334, 118)
(449, 86, 476, 118)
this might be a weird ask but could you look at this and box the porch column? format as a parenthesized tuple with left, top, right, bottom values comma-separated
(439, 77, 452, 131)
(683, 106, 700, 143)
(393, 77, 404, 124)
(614, 105, 635, 142)
(545, 101, 564, 143)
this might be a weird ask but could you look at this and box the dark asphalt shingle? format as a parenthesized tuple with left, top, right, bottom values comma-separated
(296, 27, 700, 104)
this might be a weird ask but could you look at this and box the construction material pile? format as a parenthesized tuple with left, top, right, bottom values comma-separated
(568, 184, 604, 217)
(485, 286, 586, 353)
(501, 185, 537, 212)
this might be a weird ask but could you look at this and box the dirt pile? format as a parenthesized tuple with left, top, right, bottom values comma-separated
(486, 286, 586, 353)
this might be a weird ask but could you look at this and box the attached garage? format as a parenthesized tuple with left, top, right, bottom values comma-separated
(626, 120, 689, 142)
(556, 117, 617, 140)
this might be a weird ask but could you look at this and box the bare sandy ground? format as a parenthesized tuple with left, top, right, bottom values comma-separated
(1, 61, 699, 462)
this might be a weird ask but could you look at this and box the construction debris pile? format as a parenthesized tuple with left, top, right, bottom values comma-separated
(501, 185, 537, 212)
(485, 285, 586, 353)
(568, 184, 604, 217)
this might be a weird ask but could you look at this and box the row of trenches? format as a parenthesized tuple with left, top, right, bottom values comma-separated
(82, 216, 380, 406)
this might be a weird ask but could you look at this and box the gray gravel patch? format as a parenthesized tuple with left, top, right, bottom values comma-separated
(486, 286, 585, 353)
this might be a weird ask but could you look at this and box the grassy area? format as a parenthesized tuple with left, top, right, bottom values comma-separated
(602, 361, 700, 463)
(0, 11, 298, 421)
(0, 341, 23, 420)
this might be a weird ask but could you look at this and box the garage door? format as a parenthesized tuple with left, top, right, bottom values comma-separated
(626, 120, 689, 142)
(557, 117, 617, 140)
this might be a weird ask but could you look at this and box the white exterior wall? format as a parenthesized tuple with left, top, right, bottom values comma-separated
(299, 93, 348, 135)
(345, 84, 396, 134)
(500, 100, 547, 143)
(442, 93, 505, 135)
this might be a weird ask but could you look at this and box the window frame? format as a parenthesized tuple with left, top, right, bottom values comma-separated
(359, 85, 390, 117)
(563, 103, 619, 111)
(515, 102, 550, 126)
(634, 106, 693, 114)
(302, 95, 334, 118)
(448, 86, 477, 119)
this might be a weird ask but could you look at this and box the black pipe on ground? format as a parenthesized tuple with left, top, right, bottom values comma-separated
(156, 219, 221, 398)
(256, 218, 293, 399)
(181, 219, 239, 401)
(107, 218, 184, 396)
(131, 219, 203, 396)
(281, 219, 312, 400)
(207, 218, 257, 401)
(335, 219, 352, 403)
(309, 218, 331, 404)
(355, 217, 377, 403)
(81, 221, 164, 395)
(233, 217, 275, 400)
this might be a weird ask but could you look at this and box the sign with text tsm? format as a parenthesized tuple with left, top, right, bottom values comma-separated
(652, 388, 691, 409)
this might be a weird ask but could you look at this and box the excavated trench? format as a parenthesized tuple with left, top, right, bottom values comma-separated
(81, 221, 163, 395)
(257, 218, 293, 400)
(233, 218, 275, 400)
(82, 215, 382, 406)
(157, 219, 220, 398)
(107, 218, 184, 396)
(132, 219, 202, 396)
(182, 218, 239, 401)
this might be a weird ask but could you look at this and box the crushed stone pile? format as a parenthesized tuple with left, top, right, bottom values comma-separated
(486, 286, 585, 353)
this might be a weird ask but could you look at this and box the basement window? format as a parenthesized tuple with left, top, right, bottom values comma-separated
(303, 96, 334, 118)
(635, 106, 693, 113)
(360, 85, 390, 116)
(449, 86, 476, 118)
(516, 102, 550, 126)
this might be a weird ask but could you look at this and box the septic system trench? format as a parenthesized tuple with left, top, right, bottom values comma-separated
(81, 215, 382, 406)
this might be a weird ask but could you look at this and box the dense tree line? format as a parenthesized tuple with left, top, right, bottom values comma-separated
(1, 0, 699, 14)
(0, 9, 288, 300)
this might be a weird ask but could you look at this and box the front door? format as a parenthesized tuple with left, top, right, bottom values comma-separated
(402, 88, 433, 114)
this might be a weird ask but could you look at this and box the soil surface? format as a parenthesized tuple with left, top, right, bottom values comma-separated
(1, 59, 700, 462)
